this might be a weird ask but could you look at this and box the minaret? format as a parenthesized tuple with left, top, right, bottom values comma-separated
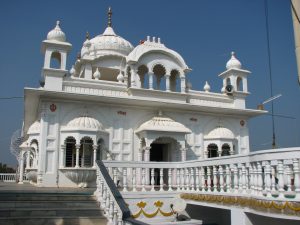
(41, 21, 72, 91)
(218, 52, 251, 108)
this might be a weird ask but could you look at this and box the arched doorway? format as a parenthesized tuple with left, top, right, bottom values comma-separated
(221, 143, 231, 156)
(207, 143, 218, 158)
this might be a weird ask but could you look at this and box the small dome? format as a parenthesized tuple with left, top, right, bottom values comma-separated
(47, 21, 66, 42)
(205, 126, 234, 140)
(136, 113, 191, 134)
(66, 116, 103, 131)
(226, 52, 242, 70)
(27, 121, 41, 134)
(81, 26, 133, 58)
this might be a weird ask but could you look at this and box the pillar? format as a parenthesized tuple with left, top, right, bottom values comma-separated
(181, 148, 187, 161)
(149, 72, 154, 90)
(144, 147, 151, 185)
(60, 145, 65, 168)
(93, 145, 97, 168)
(131, 67, 137, 87)
(165, 74, 170, 91)
(180, 76, 186, 93)
(19, 151, 24, 184)
(26, 151, 30, 169)
(75, 144, 80, 168)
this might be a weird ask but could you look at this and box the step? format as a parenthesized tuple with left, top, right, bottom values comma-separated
(0, 216, 107, 225)
(0, 207, 103, 217)
(0, 194, 95, 201)
(0, 200, 99, 208)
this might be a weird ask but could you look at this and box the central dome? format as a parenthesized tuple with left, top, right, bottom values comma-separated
(81, 26, 134, 58)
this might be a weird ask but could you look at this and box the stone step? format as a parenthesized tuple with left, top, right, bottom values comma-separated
(0, 193, 95, 201)
(0, 216, 107, 225)
(0, 207, 103, 218)
(0, 200, 99, 208)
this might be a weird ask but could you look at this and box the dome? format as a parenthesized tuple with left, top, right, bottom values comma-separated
(136, 113, 191, 134)
(81, 26, 134, 58)
(205, 126, 234, 140)
(47, 21, 66, 42)
(65, 116, 103, 131)
(226, 52, 242, 70)
(27, 121, 41, 134)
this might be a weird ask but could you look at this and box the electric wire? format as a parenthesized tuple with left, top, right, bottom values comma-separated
(0, 97, 23, 100)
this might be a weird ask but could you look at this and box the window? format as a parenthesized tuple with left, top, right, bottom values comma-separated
(207, 144, 218, 158)
(65, 137, 76, 167)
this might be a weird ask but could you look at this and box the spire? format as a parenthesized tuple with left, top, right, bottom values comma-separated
(108, 7, 112, 27)
(86, 31, 90, 40)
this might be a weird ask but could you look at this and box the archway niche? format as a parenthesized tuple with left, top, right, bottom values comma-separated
(65, 137, 76, 167)
(50, 51, 61, 69)
(80, 137, 93, 168)
(221, 143, 231, 156)
(152, 64, 166, 90)
(170, 69, 180, 92)
(237, 77, 243, 91)
(207, 143, 218, 158)
(150, 137, 180, 162)
(97, 138, 107, 161)
(138, 65, 149, 89)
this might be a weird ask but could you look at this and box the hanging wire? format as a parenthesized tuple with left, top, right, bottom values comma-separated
(0, 97, 23, 100)
(264, 0, 276, 148)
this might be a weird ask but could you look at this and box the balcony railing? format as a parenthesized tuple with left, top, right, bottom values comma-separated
(103, 147, 300, 202)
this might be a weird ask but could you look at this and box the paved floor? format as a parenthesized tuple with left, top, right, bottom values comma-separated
(0, 182, 96, 194)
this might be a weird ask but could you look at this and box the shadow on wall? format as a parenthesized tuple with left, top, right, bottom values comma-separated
(246, 212, 300, 225)
(186, 204, 230, 225)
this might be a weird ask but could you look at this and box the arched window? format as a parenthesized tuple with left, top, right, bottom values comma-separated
(152, 64, 166, 90)
(236, 77, 243, 91)
(221, 144, 231, 156)
(50, 51, 61, 69)
(207, 144, 218, 158)
(80, 137, 93, 167)
(138, 65, 149, 89)
(170, 70, 180, 92)
(97, 138, 106, 161)
(65, 137, 76, 167)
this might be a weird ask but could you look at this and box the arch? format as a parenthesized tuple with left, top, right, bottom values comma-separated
(65, 136, 76, 167)
(236, 77, 243, 91)
(50, 51, 61, 69)
(97, 138, 107, 161)
(170, 69, 180, 92)
(207, 143, 218, 158)
(137, 65, 149, 89)
(152, 64, 166, 90)
(150, 136, 181, 162)
(80, 137, 94, 167)
(221, 143, 231, 156)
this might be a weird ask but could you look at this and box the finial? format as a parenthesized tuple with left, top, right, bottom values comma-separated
(231, 51, 235, 56)
(158, 110, 163, 116)
(86, 31, 90, 40)
(56, 20, 60, 27)
(77, 52, 81, 59)
(108, 7, 112, 27)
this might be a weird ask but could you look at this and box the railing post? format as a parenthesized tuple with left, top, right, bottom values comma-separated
(226, 165, 231, 192)
(285, 164, 292, 192)
(201, 167, 206, 192)
(176, 168, 180, 191)
(219, 165, 224, 193)
(293, 159, 300, 196)
(257, 162, 263, 196)
(117, 211, 123, 225)
(233, 164, 238, 193)
(141, 168, 146, 191)
(113, 168, 118, 186)
(213, 166, 218, 192)
(264, 161, 272, 197)
(75, 144, 80, 168)
(252, 163, 258, 195)
(132, 168, 137, 192)
(271, 165, 276, 194)
(180, 168, 185, 191)
(238, 166, 243, 192)
(242, 164, 247, 194)
(185, 168, 189, 191)
(190, 168, 195, 191)
(159, 168, 164, 191)
(168, 168, 172, 191)
(123, 168, 128, 192)
(109, 197, 114, 224)
(277, 160, 285, 197)
(207, 167, 212, 192)
(249, 165, 254, 193)
(195, 167, 200, 191)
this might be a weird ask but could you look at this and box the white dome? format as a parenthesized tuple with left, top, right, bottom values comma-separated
(226, 52, 242, 70)
(136, 113, 191, 134)
(65, 116, 103, 131)
(47, 21, 66, 42)
(27, 121, 41, 134)
(205, 126, 234, 140)
(81, 26, 133, 58)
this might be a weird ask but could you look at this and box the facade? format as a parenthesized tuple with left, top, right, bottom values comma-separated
(19, 8, 264, 188)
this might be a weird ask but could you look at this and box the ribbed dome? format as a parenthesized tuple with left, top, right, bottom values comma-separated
(81, 26, 133, 58)
(205, 126, 234, 139)
(27, 121, 41, 134)
(136, 113, 191, 134)
(226, 52, 242, 70)
(66, 116, 103, 131)
(47, 21, 66, 42)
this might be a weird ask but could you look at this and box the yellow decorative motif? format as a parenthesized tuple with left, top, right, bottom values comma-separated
(132, 200, 174, 219)
(180, 193, 300, 214)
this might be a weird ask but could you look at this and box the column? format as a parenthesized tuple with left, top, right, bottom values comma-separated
(19, 151, 24, 184)
(144, 147, 150, 185)
(180, 76, 186, 93)
(165, 74, 170, 91)
(131, 67, 137, 87)
(93, 145, 97, 168)
(60, 145, 65, 168)
(181, 148, 187, 161)
(26, 150, 30, 169)
(75, 144, 80, 168)
(149, 72, 154, 90)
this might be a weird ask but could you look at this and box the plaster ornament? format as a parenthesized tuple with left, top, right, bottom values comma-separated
(93, 68, 101, 79)
(204, 81, 211, 92)
(226, 51, 242, 70)
(117, 71, 124, 82)
(47, 20, 66, 42)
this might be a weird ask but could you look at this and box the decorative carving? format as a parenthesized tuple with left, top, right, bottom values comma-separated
(60, 168, 96, 188)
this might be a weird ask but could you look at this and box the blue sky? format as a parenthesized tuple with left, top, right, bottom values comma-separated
(0, 0, 299, 166)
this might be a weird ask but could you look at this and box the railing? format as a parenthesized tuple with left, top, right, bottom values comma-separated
(0, 173, 28, 183)
(95, 160, 149, 225)
(103, 147, 300, 201)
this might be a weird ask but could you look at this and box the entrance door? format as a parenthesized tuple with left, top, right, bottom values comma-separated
(150, 144, 164, 161)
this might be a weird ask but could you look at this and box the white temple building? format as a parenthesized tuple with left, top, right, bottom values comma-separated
(17, 8, 300, 225)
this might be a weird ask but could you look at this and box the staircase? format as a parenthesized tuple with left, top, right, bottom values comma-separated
(0, 191, 107, 225)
